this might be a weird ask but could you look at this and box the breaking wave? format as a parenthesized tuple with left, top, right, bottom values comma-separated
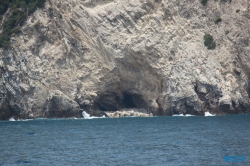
(9, 117, 16, 121)
(82, 111, 105, 119)
(204, 112, 215, 116)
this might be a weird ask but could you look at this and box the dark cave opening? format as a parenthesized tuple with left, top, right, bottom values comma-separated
(123, 92, 146, 109)
(123, 92, 137, 108)
(94, 91, 147, 112)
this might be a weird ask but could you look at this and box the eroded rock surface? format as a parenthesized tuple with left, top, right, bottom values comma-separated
(0, 0, 250, 119)
(105, 108, 153, 118)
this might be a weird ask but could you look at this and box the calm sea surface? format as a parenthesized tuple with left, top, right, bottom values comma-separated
(0, 114, 250, 166)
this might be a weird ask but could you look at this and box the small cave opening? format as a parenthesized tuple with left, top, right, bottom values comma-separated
(123, 93, 136, 108)
(93, 91, 147, 112)
(122, 92, 146, 109)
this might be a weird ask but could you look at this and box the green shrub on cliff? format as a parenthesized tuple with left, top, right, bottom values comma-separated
(0, 34, 10, 47)
(214, 17, 222, 24)
(200, 0, 208, 6)
(0, 0, 11, 15)
(3, 10, 26, 31)
(0, 0, 46, 48)
(204, 34, 216, 50)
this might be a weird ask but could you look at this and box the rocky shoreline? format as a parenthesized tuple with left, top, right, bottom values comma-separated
(105, 109, 153, 118)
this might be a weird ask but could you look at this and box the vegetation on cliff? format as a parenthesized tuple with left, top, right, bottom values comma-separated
(204, 34, 216, 50)
(200, 0, 208, 6)
(0, 0, 45, 48)
(214, 17, 222, 24)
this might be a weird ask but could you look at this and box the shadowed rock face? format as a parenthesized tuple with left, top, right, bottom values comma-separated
(46, 91, 82, 118)
(93, 92, 147, 112)
(0, 0, 250, 119)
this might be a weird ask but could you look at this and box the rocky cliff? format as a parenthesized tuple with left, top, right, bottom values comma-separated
(0, 0, 250, 120)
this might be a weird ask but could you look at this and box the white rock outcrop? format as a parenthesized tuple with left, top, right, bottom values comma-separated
(105, 108, 153, 118)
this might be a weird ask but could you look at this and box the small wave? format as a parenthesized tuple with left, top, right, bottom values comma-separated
(172, 114, 184, 116)
(36, 118, 48, 120)
(17, 117, 84, 121)
(185, 114, 195, 117)
(172, 114, 195, 117)
(17, 119, 34, 121)
(15, 159, 31, 164)
(204, 112, 215, 116)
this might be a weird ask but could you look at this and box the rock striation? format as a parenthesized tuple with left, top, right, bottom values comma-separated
(0, 0, 250, 120)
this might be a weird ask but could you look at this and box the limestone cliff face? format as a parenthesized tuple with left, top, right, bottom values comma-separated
(0, 0, 250, 120)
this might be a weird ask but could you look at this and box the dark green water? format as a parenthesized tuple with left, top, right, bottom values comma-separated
(0, 114, 250, 166)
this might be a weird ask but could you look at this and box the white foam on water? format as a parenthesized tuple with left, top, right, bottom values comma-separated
(172, 114, 195, 117)
(17, 119, 33, 121)
(185, 114, 195, 117)
(204, 112, 215, 116)
(82, 111, 90, 119)
(173, 114, 185, 116)
(82, 111, 105, 119)
(9, 117, 16, 121)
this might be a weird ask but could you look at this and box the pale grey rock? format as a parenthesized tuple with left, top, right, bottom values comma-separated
(105, 108, 153, 118)
(0, 0, 250, 119)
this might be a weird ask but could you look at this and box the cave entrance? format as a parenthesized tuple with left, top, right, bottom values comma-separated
(94, 91, 147, 112)
(123, 92, 146, 109)
(123, 93, 137, 108)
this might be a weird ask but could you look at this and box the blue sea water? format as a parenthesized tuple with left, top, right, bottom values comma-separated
(0, 114, 250, 166)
